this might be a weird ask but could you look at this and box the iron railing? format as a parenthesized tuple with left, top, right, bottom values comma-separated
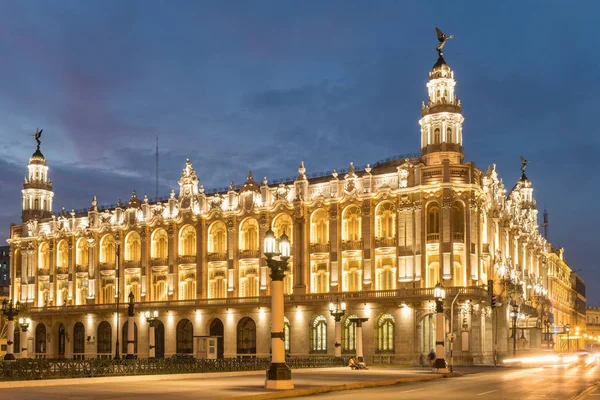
(0, 356, 349, 381)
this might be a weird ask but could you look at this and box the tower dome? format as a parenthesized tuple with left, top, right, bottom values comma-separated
(22, 129, 54, 222)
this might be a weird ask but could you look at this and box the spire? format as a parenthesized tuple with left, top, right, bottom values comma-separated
(419, 28, 464, 166)
(22, 128, 54, 222)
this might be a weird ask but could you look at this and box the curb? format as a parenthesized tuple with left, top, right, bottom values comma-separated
(571, 381, 600, 400)
(219, 374, 445, 400)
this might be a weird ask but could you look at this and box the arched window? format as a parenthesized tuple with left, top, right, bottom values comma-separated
(56, 240, 68, 269)
(76, 238, 88, 266)
(452, 202, 464, 242)
(311, 209, 329, 245)
(122, 321, 138, 355)
(73, 322, 85, 357)
(179, 225, 196, 256)
(342, 314, 357, 354)
(272, 214, 293, 244)
(447, 127, 453, 143)
(151, 229, 168, 259)
(284, 316, 291, 354)
(155, 320, 165, 359)
(34, 198, 40, 209)
(100, 235, 116, 263)
(176, 319, 193, 354)
(427, 204, 440, 240)
(209, 318, 224, 359)
(35, 323, 46, 355)
(375, 256, 396, 290)
(342, 206, 361, 241)
(125, 231, 141, 261)
(375, 313, 395, 353)
(239, 218, 259, 251)
(97, 321, 112, 356)
(58, 324, 66, 358)
(38, 243, 50, 271)
(208, 221, 227, 253)
(433, 128, 441, 144)
(310, 315, 327, 354)
(237, 317, 256, 355)
(375, 202, 396, 239)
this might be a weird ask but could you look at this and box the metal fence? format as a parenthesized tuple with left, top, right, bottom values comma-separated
(0, 356, 349, 381)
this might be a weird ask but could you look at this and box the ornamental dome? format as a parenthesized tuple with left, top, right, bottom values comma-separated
(29, 148, 46, 165)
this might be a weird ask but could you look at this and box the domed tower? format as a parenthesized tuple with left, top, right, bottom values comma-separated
(419, 29, 464, 165)
(22, 129, 54, 222)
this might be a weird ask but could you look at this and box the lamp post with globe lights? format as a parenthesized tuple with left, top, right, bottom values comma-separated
(263, 228, 293, 390)
(144, 310, 159, 359)
(433, 282, 448, 372)
(19, 317, 31, 358)
(2, 299, 20, 360)
(329, 298, 346, 358)
(509, 303, 519, 357)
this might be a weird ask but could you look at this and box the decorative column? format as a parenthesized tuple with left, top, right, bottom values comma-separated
(2, 299, 20, 360)
(19, 317, 31, 358)
(349, 317, 369, 366)
(145, 310, 158, 359)
(433, 282, 448, 372)
(329, 298, 346, 357)
(264, 229, 293, 390)
(126, 291, 135, 359)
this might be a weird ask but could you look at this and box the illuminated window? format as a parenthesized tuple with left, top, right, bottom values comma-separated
(179, 225, 196, 256)
(375, 313, 395, 353)
(342, 314, 357, 354)
(342, 206, 361, 241)
(208, 221, 227, 253)
(311, 209, 329, 244)
(125, 232, 141, 261)
(151, 229, 168, 259)
(375, 202, 396, 238)
(310, 315, 327, 354)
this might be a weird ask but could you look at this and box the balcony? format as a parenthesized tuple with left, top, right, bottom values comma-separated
(375, 237, 396, 248)
(150, 258, 168, 267)
(179, 255, 196, 264)
(426, 233, 439, 243)
(239, 249, 260, 260)
(75, 264, 88, 273)
(56, 267, 68, 275)
(99, 262, 116, 271)
(37, 268, 50, 276)
(341, 240, 362, 251)
(123, 260, 141, 268)
(452, 232, 464, 243)
(310, 243, 330, 254)
(208, 252, 227, 262)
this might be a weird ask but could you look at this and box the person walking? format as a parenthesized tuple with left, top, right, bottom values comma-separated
(428, 349, 436, 372)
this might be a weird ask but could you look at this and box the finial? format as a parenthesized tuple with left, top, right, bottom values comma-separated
(131, 189, 137, 199)
(332, 169, 338, 179)
(32, 128, 43, 150)
(349, 162, 354, 173)
(365, 164, 372, 174)
(117, 199, 122, 207)
(92, 195, 97, 206)
(435, 27, 454, 56)
(247, 170, 253, 181)
(143, 194, 148, 203)
(298, 161, 306, 175)
(170, 189, 175, 198)
(229, 181, 235, 190)
(262, 176, 268, 186)
(199, 184, 205, 194)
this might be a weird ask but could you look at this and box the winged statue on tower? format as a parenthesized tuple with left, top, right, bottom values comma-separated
(435, 27, 454, 56)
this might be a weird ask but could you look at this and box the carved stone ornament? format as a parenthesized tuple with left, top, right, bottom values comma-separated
(209, 194, 224, 209)
(226, 218, 234, 232)
(361, 203, 370, 217)
(274, 184, 289, 201)
(259, 213, 267, 229)
(328, 207, 338, 221)
(442, 196, 453, 210)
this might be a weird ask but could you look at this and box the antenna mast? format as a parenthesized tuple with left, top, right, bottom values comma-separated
(156, 134, 159, 200)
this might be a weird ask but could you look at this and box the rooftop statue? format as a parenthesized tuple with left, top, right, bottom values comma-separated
(435, 27, 454, 56)
(32, 128, 43, 149)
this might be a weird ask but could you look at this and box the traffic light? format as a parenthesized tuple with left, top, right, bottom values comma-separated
(491, 294, 497, 308)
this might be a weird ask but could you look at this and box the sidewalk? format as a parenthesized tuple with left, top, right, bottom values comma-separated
(0, 366, 448, 400)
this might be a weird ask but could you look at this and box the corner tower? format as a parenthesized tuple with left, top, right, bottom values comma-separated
(22, 129, 54, 222)
(419, 30, 464, 166)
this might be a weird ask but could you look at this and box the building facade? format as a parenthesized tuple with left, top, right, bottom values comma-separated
(5, 51, 575, 364)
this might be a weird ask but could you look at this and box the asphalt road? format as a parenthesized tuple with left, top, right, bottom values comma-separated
(301, 365, 600, 400)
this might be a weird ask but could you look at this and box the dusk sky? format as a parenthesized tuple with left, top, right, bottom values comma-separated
(0, 2, 598, 302)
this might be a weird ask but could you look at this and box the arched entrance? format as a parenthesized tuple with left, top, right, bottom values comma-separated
(176, 319, 193, 355)
(209, 318, 224, 359)
(155, 320, 165, 358)
(73, 322, 85, 359)
(121, 321, 138, 355)
(35, 323, 46, 356)
(58, 324, 66, 358)
(237, 317, 256, 356)
(97, 321, 112, 358)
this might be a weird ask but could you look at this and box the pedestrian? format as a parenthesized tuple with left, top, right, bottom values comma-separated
(428, 349, 436, 372)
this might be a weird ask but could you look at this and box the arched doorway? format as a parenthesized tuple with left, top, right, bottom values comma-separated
(155, 320, 165, 358)
(176, 319, 193, 355)
(73, 322, 85, 359)
(97, 321, 112, 358)
(209, 318, 224, 359)
(237, 317, 256, 356)
(35, 323, 46, 356)
(13, 326, 20, 355)
(58, 324, 66, 358)
(121, 321, 138, 355)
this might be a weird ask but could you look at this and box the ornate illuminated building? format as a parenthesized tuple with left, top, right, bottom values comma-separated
(6, 49, 578, 364)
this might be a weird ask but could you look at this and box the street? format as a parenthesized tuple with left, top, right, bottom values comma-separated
(301, 365, 600, 400)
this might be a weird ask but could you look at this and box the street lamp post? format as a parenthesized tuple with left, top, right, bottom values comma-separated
(144, 310, 158, 359)
(19, 317, 31, 358)
(565, 324, 570, 353)
(263, 228, 293, 390)
(433, 282, 448, 372)
(329, 298, 346, 358)
(575, 327, 580, 351)
(509, 303, 519, 358)
(2, 299, 20, 360)
(126, 291, 135, 359)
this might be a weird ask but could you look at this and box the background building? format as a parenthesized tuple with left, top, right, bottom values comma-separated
(5, 49, 575, 364)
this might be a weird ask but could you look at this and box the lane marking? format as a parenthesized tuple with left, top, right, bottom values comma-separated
(477, 390, 498, 396)
(399, 388, 425, 393)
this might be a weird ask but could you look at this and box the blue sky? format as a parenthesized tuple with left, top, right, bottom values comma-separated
(0, 1, 598, 303)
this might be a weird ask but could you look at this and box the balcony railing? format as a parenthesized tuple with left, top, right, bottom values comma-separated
(375, 237, 396, 248)
(239, 249, 260, 259)
(207, 252, 227, 262)
(452, 232, 464, 243)
(75, 264, 88, 273)
(178, 255, 196, 264)
(37, 268, 49, 276)
(150, 258, 168, 267)
(341, 240, 362, 251)
(310, 243, 330, 254)
(426, 233, 439, 243)
(56, 267, 68, 275)
(123, 260, 141, 268)
(98, 262, 116, 270)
